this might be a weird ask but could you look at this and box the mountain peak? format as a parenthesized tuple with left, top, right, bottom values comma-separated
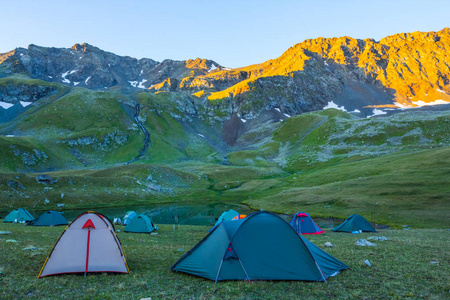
(71, 43, 99, 52)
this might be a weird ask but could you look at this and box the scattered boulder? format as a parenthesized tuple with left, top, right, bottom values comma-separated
(324, 242, 334, 247)
(6, 180, 25, 190)
(148, 183, 161, 192)
(57, 203, 65, 208)
(35, 175, 56, 184)
(22, 246, 37, 251)
(354, 239, 377, 247)
(368, 236, 389, 241)
(147, 174, 153, 181)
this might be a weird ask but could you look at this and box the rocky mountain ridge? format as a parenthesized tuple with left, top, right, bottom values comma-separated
(0, 43, 222, 90)
(1, 29, 449, 123)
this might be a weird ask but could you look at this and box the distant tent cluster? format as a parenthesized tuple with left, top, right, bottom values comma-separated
(2, 207, 377, 282)
(209, 209, 247, 232)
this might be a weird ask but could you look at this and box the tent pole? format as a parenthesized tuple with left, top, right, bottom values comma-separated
(238, 259, 251, 283)
(214, 259, 224, 283)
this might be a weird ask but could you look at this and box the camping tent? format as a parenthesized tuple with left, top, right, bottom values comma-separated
(38, 211, 129, 277)
(33, 211, 68, 226)
(232, 214, 247, 220)
(4, 208, 35, 223)
(214, 209, 239, 226)
(289, 212, 324, 235)
(123, 211, 137, 225)
(332, 214, 376, 233)
(171, 211, 349, 282)
(124, 214, 157, 233)
(209, 209, 240, 232)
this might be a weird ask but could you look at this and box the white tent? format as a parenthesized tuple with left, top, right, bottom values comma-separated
(38, 211, 129, 277)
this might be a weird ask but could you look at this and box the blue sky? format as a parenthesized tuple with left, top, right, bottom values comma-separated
(1, 0, 449, 68)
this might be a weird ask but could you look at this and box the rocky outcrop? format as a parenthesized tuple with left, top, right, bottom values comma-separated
(0, 81, 59, 103)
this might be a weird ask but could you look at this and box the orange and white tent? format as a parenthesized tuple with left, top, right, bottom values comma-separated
(38, 211, 129, 277)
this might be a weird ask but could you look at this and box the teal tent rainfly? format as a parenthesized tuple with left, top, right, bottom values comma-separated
(4, 208, 35, 223)
(171, 211, 349, 282)
(124, 214, 157, 233)
(332, 214, 376, 233)
(33, 211, 68, 226)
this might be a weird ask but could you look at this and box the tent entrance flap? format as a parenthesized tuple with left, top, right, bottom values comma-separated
(85, 228, 91, 273)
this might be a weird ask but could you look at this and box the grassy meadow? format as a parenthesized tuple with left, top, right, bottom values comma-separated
(0, 222, 448, 299)
(0, 76, 449, 299)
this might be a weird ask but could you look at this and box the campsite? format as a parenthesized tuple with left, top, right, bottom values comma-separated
(1, 210, 449, 299)
(2, 2, 450, 299)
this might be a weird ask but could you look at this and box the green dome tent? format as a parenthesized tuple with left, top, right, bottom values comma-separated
(33, 211, 68, 226)
(332, 214, 376, 233)
(172, 211, 349, 282)
(4, 208, 35, 223)
(124, 214, 157, 233)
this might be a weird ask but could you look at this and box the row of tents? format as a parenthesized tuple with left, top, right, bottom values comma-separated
(2, 208, 158, 233)
(214, 209, 376, 234)
(22, 209, 377, 281)
(3, 208, 376, 234)
(3, 208, 376, 281)
(36, 211, 350, 281)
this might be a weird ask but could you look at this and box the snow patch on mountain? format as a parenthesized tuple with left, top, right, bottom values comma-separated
(323, 101, 347, 112)
(412, 99, 449, 106)
(367, 109, 387, 118)
(0, 101, 14, 109)
(138, 79, 148, 89)
(61, 71, 71, 84)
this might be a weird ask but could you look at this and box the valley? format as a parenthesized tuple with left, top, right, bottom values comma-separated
(0, 29, 449, 229)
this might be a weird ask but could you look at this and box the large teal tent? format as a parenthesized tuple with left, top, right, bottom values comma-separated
(33, 211, 68, 226)
(172, 211, 349, 282)
(124, 214, 157, 233)
(332, 214, 376, 233)
(4, 208, 35, 223)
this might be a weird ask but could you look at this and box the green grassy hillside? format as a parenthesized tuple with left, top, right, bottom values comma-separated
(234, 147, 450, 228)
(0, 78, 449, 229)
